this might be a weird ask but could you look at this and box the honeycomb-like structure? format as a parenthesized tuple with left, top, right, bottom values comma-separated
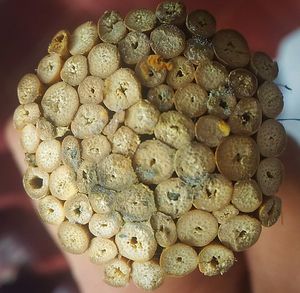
(14, 1, 286, 290)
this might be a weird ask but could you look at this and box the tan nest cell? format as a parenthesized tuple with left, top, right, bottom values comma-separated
(14, 2, 286, 290)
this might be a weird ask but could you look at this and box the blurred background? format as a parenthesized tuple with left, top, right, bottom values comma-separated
(0, 0, 299, 292)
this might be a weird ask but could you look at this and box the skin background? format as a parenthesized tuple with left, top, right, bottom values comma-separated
(1, 0, 300, 292)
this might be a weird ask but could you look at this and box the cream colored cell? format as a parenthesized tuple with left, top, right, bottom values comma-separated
(64, 193, 93, 225)
(61, 135, 81, 171)
(81, 135, 111, 163)
(125, 100, 160, 135)
(258, 196, 282, 227)
(88, 237, 118, 265)
(160, 243, 198, 277)
(37, 53, 63, 84)
(49, 165, 77, 200)
(218, 215, 262, 252)
(36, 118, 55, 141)
(17, 73, 44, 104)
(97, 153, 138, 191)
(41, 81, 79, 127)
(112, 126, 140, 157)
(37, 195, 65, 225)
(69, 21, 98, 55)
(103, 68, 142, 112)
(228, 97, 262, 136)
(147, 83, 174, 112)
(216, 135, 260, 181)
(256, 157, 284, 196)
(118, 31, 151, 65)
(60, 54, 88, 86)
(192, 173, 233, 212)
(89, 187, 117, 214)
(195, 115, 230, 148)
(20, 124, 40, 153)
(124, 8, 156, 32)
(150, 211, 177, 247)
(256, 119, 287, 158)
(71, 104, 109, 139)
(133, 139, 175, 185)
(150, 24, 186, 59)
(102, 111, 126, 140)
(195, 61, 228, 91)
(212, 204, 239, 225)
(175, 142, 215, 184)
(78, 76, 104, 104)
(48, 29, 70, 58)
(76, 160, 98, 194)
(154, 110, 195, 149)
(57, 221, 90, 254)
(13, 103, 41, 130)
(155, 178, 193, 219)
(36, 139, 61, 173)
(88, 43, 120, 78)
(98, 10, 127, 44)
(231, 179, 262, 213)
(257, 81, 283, 118)
(23, 167, 49, 200)
(116, 183, 156, 222)
(174, 82, 208, 118)
(89, 211, 123, 238)
(115, 222, 157, 261)
(177, 210, 218, 247)
(207, 86, 237, 119)
(166, 56, 195, 89)
(198, 243, 235, 276)
(103, 258, 131, 288)
(131, 261, 165, 290)
(135, 55, 167, 88)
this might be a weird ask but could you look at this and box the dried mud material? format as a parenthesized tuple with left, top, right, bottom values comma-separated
(14, 1, 286, 290)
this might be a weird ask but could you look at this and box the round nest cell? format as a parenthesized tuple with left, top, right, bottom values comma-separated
(14, 1, 285, 290)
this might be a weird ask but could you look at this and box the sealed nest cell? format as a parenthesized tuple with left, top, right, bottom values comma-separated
(14, 1, 286, 290)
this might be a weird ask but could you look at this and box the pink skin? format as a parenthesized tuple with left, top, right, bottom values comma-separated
(5, 0, 300, 291)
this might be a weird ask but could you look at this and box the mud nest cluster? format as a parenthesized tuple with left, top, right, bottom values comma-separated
(13, 1, 286, 290)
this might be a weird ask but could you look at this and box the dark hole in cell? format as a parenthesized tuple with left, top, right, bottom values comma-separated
(131, 41, 139, 50)
(74, 207, 81, 216)
(82, 171, 88, 180)
(30, 176, 43, 189)
(235, 153, 242, 163)
(241, 112, 251, 124)
(167, 192, 180, 201)
(266, 171, 273, 179)
(176, 70, 184, 77)
(238, 230, 247, 239)
(176, 256, 183, 262)
(210, 256, 219, 268)
(206, 188, 216, 198)
(130, 237, 138, 245)
(219, 100, 228, 110)
(195, 226, 203, 232)
(170, 125, 179, 131)
(148, 70, 154, 77)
